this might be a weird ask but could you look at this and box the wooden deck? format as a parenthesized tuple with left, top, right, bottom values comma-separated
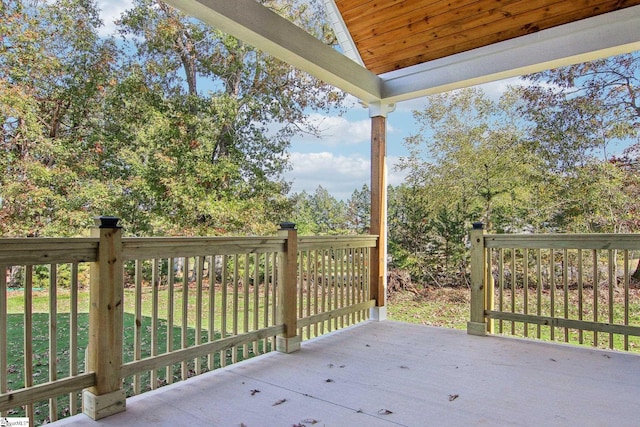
(51, 321, 639, 426)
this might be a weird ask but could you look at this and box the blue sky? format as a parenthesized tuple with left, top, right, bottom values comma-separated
(284, 79, 519, 200)
(96, 0, 518, 200)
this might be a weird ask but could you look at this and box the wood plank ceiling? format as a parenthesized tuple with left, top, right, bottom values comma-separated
(334, 0, 640, 75)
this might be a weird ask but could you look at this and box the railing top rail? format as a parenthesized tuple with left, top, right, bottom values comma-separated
(0, 234, 379, 264)
(121, 236, 285, 243)
(298, 235, 378, 251)
(122, 236, 286, 259)
(485, 233, 640, 250)
(0, 238, 99, 265)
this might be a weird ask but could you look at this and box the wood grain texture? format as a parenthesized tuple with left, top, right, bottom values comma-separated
(335, 0, 640, 74)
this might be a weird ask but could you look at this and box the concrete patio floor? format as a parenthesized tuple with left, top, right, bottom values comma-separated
(51, 321, 640, 426)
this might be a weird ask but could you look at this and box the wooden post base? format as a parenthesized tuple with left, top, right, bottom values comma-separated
(467, 321, 488, 336)
(276, 335, 301, 353)
(82, 388, 126, 420)
(370, 306, 387, 321)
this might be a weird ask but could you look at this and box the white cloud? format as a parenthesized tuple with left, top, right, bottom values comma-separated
(286, 152, 409, 200)
(286, 152, 369, 200)
(478, 77, 523, 101)
(292, 114, 371, 147)
(97, 0, 132, 36)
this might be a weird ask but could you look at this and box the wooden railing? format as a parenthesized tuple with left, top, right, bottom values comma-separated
(468, 223, 640, 353)
(0, 218, 377, 424)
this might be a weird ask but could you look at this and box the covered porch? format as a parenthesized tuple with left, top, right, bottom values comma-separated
(51, 320, 639, 426)
(3, 1, 640, 425)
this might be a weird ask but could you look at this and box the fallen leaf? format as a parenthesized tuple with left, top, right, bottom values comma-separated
(250, 389, 260, 396)
(449, 394, 459, 401)
(377, 409, 393, 415)
(301, 419, 319, 425)
(365, 344, 371, 347)
(549, 358, 556, 362)
(273, 399, 287, 406)
(356, 409, 363, 413)
(325, 378, 334, 383)
(399, 365, 409, 369)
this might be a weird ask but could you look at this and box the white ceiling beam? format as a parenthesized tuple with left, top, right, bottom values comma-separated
(163, 0, 382, 103)
(380, 6, 640, 104)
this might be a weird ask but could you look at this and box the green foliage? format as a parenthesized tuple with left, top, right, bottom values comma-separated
(288, 184, 372, 236)
(394, 55, 640, 282)
(1, 0, 345, 237)
(290, 186, 349, 234)
(346, 184, 370, 233)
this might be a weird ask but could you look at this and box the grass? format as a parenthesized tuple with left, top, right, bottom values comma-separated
(4, 287, 272, 425)
(6, 284, 639, 425)
(387, 285, 640, 351)
(387, 287, 470, 330)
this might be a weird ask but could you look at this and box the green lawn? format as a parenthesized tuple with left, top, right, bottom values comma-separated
(387, 286, 640, 351)
(5, 288, 270, 425)
(5, 285, 639, 425)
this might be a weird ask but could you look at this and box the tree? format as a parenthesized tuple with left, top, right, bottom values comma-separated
(0, 0, 120, 236)
(390, 55, 640, 284)
(517, 53, 640, 232)
(399, 88, 534, 233)
(109, 0, 346, 235)
(346, 184, 370, 233)
(517, 54, 639, 172)
(308, 186, 347, 234)
(1, 0, 347, 236)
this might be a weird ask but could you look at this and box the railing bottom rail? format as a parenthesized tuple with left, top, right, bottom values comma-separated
(486, 311, 640, 337)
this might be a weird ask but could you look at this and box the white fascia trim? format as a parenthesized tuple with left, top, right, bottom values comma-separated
(163, 0, 382, 103)
(323, 0, 365, 66)
(380, 5, 640, 104)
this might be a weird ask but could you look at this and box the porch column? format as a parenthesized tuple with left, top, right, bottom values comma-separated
(83, 216, 126, 420)
(369, 101, 395, 321)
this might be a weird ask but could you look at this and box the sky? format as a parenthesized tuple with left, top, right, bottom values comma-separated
(96, 0, 519, 201)
(283, 79, 519, 200)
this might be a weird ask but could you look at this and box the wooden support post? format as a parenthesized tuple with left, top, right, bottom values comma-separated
(83, 216, 126, 420)
(276, 222, 300, 353)
(369, 102, 393, 321)
(468, 222, 488, 336)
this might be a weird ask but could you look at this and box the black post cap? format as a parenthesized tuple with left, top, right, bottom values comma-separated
(472, 222, 484, 230)
(94, 216, 122, 229)
(279, 221, 296, 230)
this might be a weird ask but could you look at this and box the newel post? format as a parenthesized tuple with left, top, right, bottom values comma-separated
(467, 222, 489, 336)
(276, 222, 300, 353)
(83, 216, 126, 420)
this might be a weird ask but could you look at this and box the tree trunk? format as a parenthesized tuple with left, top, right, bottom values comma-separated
(631, 258, 640, 280)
